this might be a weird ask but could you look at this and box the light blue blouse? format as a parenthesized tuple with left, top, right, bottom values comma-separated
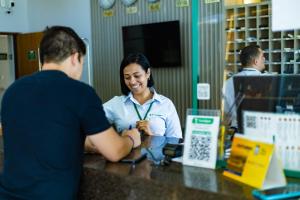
(103, 89, 182, 138)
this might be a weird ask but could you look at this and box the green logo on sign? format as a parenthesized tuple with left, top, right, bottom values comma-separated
(192, 117, 213, 124)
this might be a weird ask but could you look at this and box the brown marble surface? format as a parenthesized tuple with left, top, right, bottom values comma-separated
(79, 154, 255, 200)
(78, 135, 254, 200)
(0, 136, 299, 200)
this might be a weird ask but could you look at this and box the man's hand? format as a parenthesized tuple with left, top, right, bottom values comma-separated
(122, 128, 141, 148)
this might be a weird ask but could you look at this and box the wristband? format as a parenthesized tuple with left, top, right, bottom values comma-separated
(126, 135, 135, 150)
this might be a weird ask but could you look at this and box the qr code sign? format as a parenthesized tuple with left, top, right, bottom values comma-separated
(188, 135, 211, 161)
(245, 115, 257, 128)
(197, 83, 210, 100)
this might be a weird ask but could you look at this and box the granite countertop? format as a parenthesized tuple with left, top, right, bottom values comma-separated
(78, 136, 300, 200)
(78, 136, 255, 200)
(0, 135, 299, 200)
(79, 155, 254, 200)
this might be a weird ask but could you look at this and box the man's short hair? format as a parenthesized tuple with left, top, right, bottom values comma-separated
(39, 26, 86, 65)
(239, 45, 261, 67)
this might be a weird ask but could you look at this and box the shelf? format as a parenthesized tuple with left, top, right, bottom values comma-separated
(235, 40, 245, 43)
(272, 50, 282, 53)
(260, 15, 269, 18)
(283, 48, 294, 52)
(283, 38, 294, 41)
(225, 1, 300, 74)
(271, 62, 282, 65)
(226, 29, 235, 32)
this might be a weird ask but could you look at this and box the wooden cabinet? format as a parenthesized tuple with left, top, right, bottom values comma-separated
(16, 32, 43, 78)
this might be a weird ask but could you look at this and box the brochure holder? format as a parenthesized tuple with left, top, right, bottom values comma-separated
(182, 109, 220, 169)
(223, 134, 286, 189)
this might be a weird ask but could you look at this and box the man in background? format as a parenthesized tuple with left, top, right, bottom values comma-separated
(0, 26, 141, 199)
(223, 45, 266, 127)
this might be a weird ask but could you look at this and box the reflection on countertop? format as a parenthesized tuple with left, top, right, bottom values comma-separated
(0, 136, 256, 199)
(0, 136, 299, 199)
(79, 155, 254, 200)
(79, 136, 255, 200)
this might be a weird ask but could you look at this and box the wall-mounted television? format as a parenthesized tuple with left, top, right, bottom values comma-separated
(122, 20, 182, 68)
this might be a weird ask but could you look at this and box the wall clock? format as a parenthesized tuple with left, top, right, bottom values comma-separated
(121, 0, 137, 7)
(98, 0, 116, 10)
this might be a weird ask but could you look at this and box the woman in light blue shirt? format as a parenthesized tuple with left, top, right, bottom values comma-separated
(103, 53, 182, 138)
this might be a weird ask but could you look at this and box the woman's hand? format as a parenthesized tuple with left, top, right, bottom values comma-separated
(136, 120, 153, 136)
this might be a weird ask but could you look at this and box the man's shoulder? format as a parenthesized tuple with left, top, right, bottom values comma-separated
(6, 73, 36, 91)
(70, 79, 93, 90)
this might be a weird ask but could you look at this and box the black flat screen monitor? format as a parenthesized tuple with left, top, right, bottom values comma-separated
(233, 75, 300, 132)
(122, 20, 181, 68)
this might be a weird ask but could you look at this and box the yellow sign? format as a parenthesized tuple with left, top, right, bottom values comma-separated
(126, 6, 138, 14)
(223, 134, 286, 189)
(149, 2, 160, 12)
(176, 0, 189, 7)
(103, 9, 114, 17)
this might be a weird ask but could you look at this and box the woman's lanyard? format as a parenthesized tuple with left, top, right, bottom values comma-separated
(133, 101, 154, 120)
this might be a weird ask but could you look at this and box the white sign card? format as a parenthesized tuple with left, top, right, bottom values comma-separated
(272, 0, 300, 31)
(183, 112, 220, 169)
(243, 111, 300, 172)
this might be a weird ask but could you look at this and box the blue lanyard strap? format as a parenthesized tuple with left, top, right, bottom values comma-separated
(133, 101, 154, 120)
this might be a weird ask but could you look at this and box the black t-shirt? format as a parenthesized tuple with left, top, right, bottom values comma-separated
(0, 70, 111, 199)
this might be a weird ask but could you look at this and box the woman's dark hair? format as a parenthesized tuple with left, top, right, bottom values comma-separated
(39, 26, 86, 65)
(119, 53, 154, 95)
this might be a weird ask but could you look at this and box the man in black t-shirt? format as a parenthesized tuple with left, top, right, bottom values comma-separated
(0, 26, 141, 200)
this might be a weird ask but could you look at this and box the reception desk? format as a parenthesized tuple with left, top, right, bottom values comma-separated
(79, 136, 300, 200)
(79, 137, 253, 200)
(0, 136, 299, 200)
(79, 154, 256, 200)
